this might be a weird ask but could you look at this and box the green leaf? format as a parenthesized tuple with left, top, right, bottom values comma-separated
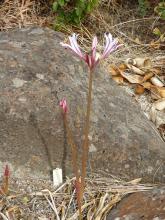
(58, 0, 65, 7)
(153, 27, 161, 36)
(52, 2, 58, 11)
(73, 16, 80, 24)
(86, 3, 91, 13)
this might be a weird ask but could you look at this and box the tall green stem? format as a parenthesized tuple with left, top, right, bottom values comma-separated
(81, 69, 93, 199)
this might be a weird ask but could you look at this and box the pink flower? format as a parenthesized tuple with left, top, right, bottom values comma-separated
(101, 33, 121, 59)
(60, 33, 121, 70)
(60, 98, 68, 113)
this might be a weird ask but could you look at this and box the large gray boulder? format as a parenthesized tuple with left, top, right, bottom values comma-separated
(0, 27, 164, 182)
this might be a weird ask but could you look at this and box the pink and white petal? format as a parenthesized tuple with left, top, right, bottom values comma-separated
(60, 42, 75, 50)
(60, 42, 84, 59)
(92, 36, 98, 50)
(69, 34, 83, 58)
(91, 36, 98, 62)
(103, 33, 112, 53)
(102, 38, 119, 59)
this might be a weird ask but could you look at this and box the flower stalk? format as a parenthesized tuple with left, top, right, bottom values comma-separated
(60, 100, 82, 219)
(60, 32, 121, 218)
(81, 69, 93, 200)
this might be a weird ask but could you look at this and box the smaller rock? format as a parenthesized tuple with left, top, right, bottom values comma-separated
(89, 144, 97, 152)
(12, 78, 27, 88)
(36, 74, 44, 80)
(18, 97, 27, 103)
(107, 187, 165, 220)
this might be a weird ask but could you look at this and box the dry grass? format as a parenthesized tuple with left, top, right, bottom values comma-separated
(0, 174, 154, 219)
(0, 0, 53, 31)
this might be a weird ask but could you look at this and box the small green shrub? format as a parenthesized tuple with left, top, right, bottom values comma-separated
(53, 0, 99, 29)
(154, 1, 165, 19)
(138, 0, 150, 16)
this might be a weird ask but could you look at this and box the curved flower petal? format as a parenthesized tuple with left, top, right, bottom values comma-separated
(60, 33, 85, 60)
(91, 36, 98, 64)
(69, 34, 84, 58)
(103, 33, 113, 53)
(102, 33, 119, 59)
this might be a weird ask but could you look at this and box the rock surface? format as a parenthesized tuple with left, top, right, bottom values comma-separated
(0, 27, 164, 181)
(107, 187, 165, 220)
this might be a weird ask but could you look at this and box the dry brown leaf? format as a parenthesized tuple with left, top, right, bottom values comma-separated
(153, 98, 165, 111)
(120, 72, 143, 84)
(118, 63, 127, 71)
(152, 67, 161, 75)
(158, 87, 165, 98)
(141, 72, 154, 83)
(125, 58, 136, 66)
(150, 86, 165, 99)
(134, 58, 152, 68)
(7, 206, 19, 213)
(150, 77, 164, 87)
(112, 76, 124, 84)
(108, 65, 120, 76)
(135, 85, 145, 95)
(150, 40, 160, 49)
(134, 37, 141, 44)
(128, 65, 145, 75)
(142, 82, 152, 90)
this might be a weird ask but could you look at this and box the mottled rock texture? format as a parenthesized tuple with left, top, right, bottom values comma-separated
(107, 187, 165, 220)
(0, 27, 164, 181)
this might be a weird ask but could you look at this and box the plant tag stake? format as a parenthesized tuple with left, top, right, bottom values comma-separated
(53, 168, 63, 187)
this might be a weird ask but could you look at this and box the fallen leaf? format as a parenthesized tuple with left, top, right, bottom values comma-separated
(112, 76, 124, 84)
(141, 72, 154, 82)
(125, 58, 136, 66)
(150, 40, 160, 49)
(108, 65, 120, 76)
(134, 58, 152, 68)
(153, 27, 161, 36)
(134, 37, 141, 44)
(135, 85, 145, 95)
(153, 98, 165, 111)
(150, 86, 165, 99)
(128, 65, 145, 75)
(120, 71, 143, 84)
(150, 76, 164, 87)
(142, 82, 152, 89)
(118, 63, 127, 71)
(152, 67, 161, 75)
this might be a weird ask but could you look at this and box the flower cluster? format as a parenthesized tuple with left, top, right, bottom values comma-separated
(60, 33, 121, 70)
